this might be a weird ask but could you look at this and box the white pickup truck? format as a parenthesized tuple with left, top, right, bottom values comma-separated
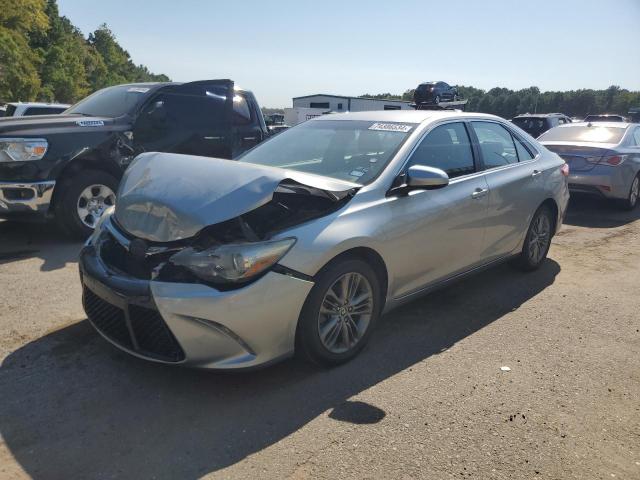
(1, 102, 70, 117)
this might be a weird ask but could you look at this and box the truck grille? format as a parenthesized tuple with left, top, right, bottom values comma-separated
(83, 287, 185, 362)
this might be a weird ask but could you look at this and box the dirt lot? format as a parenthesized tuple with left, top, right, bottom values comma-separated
(0, 196, 639, 480)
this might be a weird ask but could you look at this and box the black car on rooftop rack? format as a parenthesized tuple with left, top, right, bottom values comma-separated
(413, 81, 459, 105)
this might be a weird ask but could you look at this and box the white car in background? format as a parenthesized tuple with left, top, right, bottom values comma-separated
(1, 102, 70, 117)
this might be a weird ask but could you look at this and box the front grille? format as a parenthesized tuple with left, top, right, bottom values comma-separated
(83, 287, 185, 362)
(83, 288, 133, 349)
(129, 305, 185, 362)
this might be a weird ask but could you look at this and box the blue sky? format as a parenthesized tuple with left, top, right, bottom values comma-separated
(58, 0, 640, 107)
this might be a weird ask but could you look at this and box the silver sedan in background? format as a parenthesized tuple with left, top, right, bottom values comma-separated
(539, 122, 640, 209)
(79, 111, 569, 369)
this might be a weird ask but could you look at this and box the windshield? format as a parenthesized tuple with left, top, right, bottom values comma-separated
(65, 85, 154, 118)
(538, 125, 626, 144)
(238, 120, 415, 185)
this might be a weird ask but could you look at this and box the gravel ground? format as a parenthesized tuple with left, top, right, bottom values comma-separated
(0, 195, 638, 480)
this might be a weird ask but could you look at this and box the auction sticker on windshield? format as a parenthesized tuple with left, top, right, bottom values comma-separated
(127, 87, 150, 93)
(369, 123, 413, 133)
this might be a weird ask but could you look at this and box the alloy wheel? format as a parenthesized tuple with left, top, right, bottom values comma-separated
(630, 177, 639, 207)
(317, 272, 373, 354)
(528, 213, 551, 264)
(77, 184, 116, 229)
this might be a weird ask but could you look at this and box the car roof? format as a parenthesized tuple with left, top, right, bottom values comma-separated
(513, 113, 566, 118)
(310, 110, 502, 124)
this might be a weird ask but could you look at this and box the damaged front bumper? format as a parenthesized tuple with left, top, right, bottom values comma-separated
(79, 233, 314, 369)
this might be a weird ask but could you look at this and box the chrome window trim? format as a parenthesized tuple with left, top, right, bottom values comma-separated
(389, 117, 541, 188)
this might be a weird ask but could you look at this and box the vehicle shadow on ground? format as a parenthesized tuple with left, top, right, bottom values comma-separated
(0, 220, 81, 271)
(563, 194, 640, 229)
(0, 260, 560, 479)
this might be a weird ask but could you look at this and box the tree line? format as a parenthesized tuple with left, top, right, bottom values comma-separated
(0, 0, 169, 104)
(361, 85, 640, 118)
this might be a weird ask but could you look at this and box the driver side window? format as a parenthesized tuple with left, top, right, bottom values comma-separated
(408, 122, 475, 178)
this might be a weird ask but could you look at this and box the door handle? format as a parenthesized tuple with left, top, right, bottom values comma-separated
(471, 188, 488, 199)
(532, 169, 543, 177)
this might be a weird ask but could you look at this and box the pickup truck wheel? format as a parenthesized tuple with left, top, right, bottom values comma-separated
(296, 259, 382, 367)
(434, 95, 440, 105)
(55, 170, 118, 238)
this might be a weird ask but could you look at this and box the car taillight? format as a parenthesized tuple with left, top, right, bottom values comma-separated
(602, 155, 626, 166)
(560, 163, 569, 177)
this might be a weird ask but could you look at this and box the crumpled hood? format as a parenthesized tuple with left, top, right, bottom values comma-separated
(115, 152, 358, 242)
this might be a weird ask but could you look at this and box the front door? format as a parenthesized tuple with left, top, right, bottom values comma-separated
(133, 80, 234, 159)
(385, 121, 490, 299)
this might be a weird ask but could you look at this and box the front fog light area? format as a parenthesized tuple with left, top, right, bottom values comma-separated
(169, 238, 296, 284)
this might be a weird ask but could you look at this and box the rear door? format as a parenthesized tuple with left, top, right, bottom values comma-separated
(133, 80, 234, 158)
(470, 120, 544, 260)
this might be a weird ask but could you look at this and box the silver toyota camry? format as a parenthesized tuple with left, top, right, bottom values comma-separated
(79, 111, 569, 369)
(538, 122, 640, 209)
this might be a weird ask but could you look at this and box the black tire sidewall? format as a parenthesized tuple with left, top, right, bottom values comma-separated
(56, 170, 119, 238)
(519, 206, 553, 271)
(622, 174, 639, 210)
(296, 258, 382, 366)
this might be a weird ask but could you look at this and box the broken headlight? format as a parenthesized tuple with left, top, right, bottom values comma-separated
(169, 238, 296, 284)
(0, 138, 48, 162)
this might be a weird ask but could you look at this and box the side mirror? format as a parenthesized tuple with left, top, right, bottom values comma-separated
(406, 165, 449, 189)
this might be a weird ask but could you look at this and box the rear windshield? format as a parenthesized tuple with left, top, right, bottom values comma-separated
(584, 115, 624, 122)
(538, 125, 626, 144)
(238, 120, 415, 185)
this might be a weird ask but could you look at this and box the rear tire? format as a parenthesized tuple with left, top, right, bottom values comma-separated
(511, 205, 554, 271)
(617, 174, 639, 211)
(55, 170, 118, 239)
(296, 258, 382, 367)
(434, 95, 441, 105)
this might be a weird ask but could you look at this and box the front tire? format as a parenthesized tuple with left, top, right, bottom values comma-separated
(511, 205, 554, 271)
(296, 258, 382, 367)
(55, 170, 118, 238)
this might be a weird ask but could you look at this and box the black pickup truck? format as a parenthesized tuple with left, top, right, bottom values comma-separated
(0, 79, 268, 236)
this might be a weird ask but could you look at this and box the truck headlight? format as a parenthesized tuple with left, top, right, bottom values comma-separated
(169, 238, 296, 284)
(0, 138, 48, 162)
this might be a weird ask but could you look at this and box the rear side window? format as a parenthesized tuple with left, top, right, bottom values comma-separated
(471, 122, 518, 169)
(23, 107, 65, 116)
(514, 136, 535, 161)
(408, 122, 475, 178)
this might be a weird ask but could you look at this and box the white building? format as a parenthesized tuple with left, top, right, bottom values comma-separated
(292, 94, 412, 113)
(285, 94, 412, 126)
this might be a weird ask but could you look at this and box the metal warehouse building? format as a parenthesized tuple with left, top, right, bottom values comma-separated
(292, 94, 412, 112)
